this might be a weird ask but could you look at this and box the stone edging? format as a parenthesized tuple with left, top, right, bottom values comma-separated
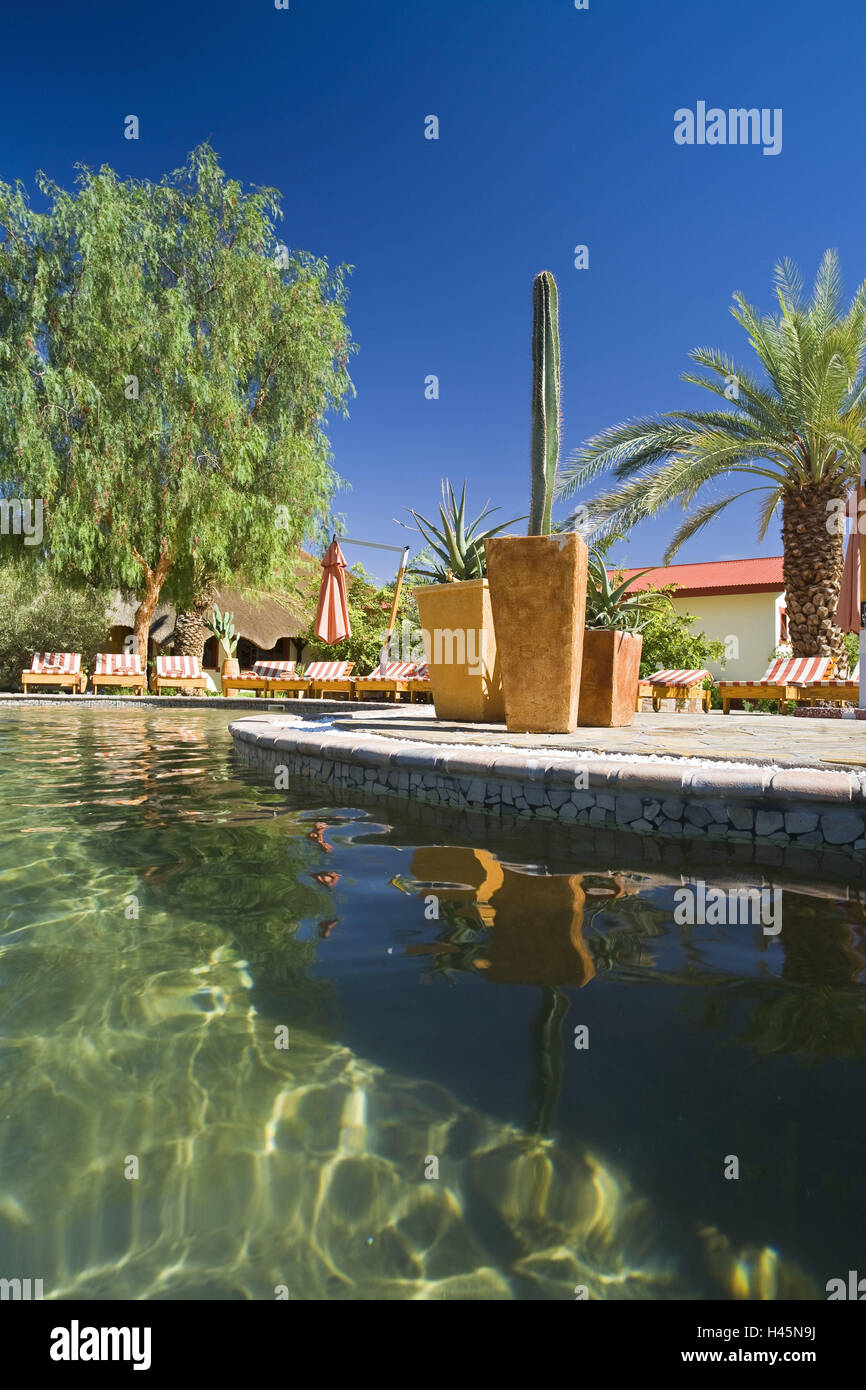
(229, 716, 866, 862)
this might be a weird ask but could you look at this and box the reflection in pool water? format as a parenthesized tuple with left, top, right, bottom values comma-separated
(0, 707, 863, 1299)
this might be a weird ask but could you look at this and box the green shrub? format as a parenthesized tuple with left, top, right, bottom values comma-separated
(636, 585, 727, 677)
(0, 562, 112, 691)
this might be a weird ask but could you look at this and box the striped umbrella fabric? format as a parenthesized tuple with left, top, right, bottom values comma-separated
(156, 656, 201, 678)
(314, 540, 351, 645)
(95, 653, 143, 676)
(30, 652, 81, 674)
(646, 668, 711, 686)
(409, 663, 429, 680)
(305, 661, 352, 681)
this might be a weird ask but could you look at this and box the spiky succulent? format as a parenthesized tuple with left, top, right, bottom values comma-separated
(585, 548, 669, 632)
(205, 604, 238, 657)
(403, 480, 524, 582)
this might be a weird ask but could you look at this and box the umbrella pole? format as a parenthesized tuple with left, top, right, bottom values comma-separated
(381, 546, 410, 670)
(860, 450, 866, 709)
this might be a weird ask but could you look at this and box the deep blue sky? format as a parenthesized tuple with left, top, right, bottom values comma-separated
(3, 0, 864, 579)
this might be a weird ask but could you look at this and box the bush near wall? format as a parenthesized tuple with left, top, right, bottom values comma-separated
(0, 563, 112, 691)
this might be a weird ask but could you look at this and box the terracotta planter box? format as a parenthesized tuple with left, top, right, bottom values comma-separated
(221, 657, 240, 681)
(484, 533, 588, 733)
(578, 629, 642, 727)
(414, 579, 505, 722)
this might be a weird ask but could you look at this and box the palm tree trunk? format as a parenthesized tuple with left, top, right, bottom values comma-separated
(173, 583, 217, 662)
(781, 483, 847, 669)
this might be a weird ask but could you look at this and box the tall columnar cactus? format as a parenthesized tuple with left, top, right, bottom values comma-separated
(529, 270, 562, 536)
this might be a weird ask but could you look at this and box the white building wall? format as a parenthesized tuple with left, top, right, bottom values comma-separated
(669, 591, 783, 680)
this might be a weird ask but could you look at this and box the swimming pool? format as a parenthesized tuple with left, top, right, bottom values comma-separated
(0, 706, 862, 1299)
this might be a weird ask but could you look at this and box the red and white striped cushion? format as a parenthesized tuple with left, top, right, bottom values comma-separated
(252, 661, 296, 680)
(361, 662, 419, 681)
(763, 656, 832, 685)
(305, 661, 352, 681)
(95, 653, 143, 676)
(722, 657, 833, 688)
(646, 668, 710, 686)
(157, 655, 201, 679)
(30, 652, 81, 674)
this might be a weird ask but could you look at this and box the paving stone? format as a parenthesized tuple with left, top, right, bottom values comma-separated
(821, 810, 866, 845)
(784, 810, 819, 835)
(614, 795, 644, 824)
(684, 805, 713, 827)
(661, 798, 684, 820)
(729, 807, 754, 831)
(659, 818, 683, 835)
(755, 810, 785, 836)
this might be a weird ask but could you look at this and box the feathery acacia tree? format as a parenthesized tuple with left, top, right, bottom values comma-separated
(558, 253, 866, 667)
(0, 145, 355, 656)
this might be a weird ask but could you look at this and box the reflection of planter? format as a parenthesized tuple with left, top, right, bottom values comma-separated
(410, 846, 504, 927)
(221, 657, 240, 681)
(414, 579, 504, 722)
(482, 869, 594, 987)
(578, 629, 642, 728)
(484, 533, 588, 733)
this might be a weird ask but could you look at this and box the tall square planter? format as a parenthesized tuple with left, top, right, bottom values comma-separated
(578, 629, 643, 727)
(414, 578, 505, 722)
(484, 533, 588, 733)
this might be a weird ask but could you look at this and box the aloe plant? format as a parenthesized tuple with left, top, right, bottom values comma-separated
(529, 270, 561, 536)
(585, 546, 670, 633)
(403, 481, 524, 582)
(205, 604, 238, 658)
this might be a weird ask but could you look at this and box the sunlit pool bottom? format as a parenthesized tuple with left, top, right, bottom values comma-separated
(0, 707, 862, 1300)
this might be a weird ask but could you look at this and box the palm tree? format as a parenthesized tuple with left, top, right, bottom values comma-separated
(558, 252, 866, 668)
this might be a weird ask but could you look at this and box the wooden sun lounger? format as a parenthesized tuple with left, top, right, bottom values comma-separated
(307, 660, 355, 699)
(155, 655, 206, 695)
(795, 664, 860, 706)
(717, 657, 833, 714)
(637, 668, 712, 712)
(21, 652, 88, 694)
(354, 662, 421, 701)
(406, 663, 431, 702)
(92, 653, 147, 695)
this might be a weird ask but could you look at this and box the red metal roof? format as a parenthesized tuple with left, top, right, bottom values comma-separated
(615, 556, 784, 597)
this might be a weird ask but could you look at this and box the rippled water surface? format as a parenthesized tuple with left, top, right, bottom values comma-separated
(1, 706, 864, 1300)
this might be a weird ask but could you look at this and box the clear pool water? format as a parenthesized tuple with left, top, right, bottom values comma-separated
(0, 706, 863, 1300)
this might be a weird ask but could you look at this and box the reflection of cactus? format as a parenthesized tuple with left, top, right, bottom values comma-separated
(205, 605, 238, 659)
(529, 270, 561, 536)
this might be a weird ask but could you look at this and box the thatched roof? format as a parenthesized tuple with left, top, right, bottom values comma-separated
(106, 592, 177, 643)
(106, 552, 320, 649)
(212, 585, 312, 648)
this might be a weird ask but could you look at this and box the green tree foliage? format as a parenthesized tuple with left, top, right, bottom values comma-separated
(300, 564, 420, 675)
(0, 559, 111, 690)
(635, 586, 726, 677)
(559, 253, 866, 664)
(0, 144, 355, 656)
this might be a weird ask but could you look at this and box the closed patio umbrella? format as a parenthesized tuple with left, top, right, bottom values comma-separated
(835, 485, 860, 635)
(314, 539, 351, 645)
